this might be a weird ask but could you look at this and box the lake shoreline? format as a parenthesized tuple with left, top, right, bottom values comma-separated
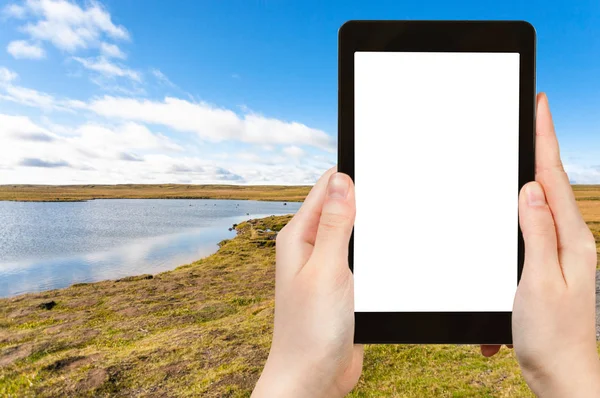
(0, 215, 291, 396)
(0, 199, 301, 297)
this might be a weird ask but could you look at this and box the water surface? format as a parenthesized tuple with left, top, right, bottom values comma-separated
(0, 199, 300, 297)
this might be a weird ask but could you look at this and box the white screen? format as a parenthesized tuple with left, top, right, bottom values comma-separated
(354, 52, 520, 312)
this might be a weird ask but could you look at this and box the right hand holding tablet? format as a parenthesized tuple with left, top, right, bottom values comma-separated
(254, 92, 600, 396)
(486, 93, 600, 396)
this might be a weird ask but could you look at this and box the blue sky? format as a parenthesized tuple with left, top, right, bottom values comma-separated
(0, 0, 599, 184)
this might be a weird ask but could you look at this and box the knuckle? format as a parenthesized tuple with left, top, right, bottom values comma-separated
(520, 271, 562, 296)
(524, 213, 555, 238)
(579, 230, 598, 264)
(556, 229, 598, 269)
(326, 264, 352, 290)
(536, 162, 566, 177)
(319, 212, 352, 232)
(275, 224, 291, 246)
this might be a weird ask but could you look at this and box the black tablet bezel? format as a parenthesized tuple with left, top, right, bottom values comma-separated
(338, 20, 536, 344)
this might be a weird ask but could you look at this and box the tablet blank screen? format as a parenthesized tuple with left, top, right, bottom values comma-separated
(354, 52, 520, 312)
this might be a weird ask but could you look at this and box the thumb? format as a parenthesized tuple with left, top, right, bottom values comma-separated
(518, 181, 562, 282)
(311, 173, 356, 266)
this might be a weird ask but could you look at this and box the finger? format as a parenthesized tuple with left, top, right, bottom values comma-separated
(535, 93, 592, 278)
(481, 345, 501, 357)
(350, 344, 364, 376)
(519, 182, 563, 283)
(288, 166, 337, 243)
(354, 344, 364, 358)
(275, 167, 336, 281)
(310, 173, 356, 270)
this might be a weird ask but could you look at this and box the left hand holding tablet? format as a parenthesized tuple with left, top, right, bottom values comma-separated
(252, 168, 363, 398)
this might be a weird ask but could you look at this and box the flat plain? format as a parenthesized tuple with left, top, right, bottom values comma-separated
(0, 184, 312, 202)
(0, 185, 598, 396)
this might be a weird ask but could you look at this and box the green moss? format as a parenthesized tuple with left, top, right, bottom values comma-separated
(229, 297, 261, 306)
(14, 319, 58, 330)
(0, 372, 35, 397)
(0, 214, 545, 396)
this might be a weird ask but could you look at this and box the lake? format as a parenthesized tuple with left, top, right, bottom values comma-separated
(0, 199, 301, 298)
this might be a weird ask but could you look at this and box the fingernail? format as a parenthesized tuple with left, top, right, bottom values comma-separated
(327, 173, 349, 199)
(526, 183, 546, 207)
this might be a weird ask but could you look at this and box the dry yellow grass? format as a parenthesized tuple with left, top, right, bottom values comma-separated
(0, 184, 311, 202)
(573, 186, 600, 266)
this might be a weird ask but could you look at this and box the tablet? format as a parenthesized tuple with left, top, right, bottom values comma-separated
(338, 21, 536, 344)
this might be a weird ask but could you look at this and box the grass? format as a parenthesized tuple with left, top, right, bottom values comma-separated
(0, 185, 598, 396)
(0, 184, 311, 202)
(0, 216, 533, 397)
(0, 217, 287, 397)
(573, 186, 600, 267)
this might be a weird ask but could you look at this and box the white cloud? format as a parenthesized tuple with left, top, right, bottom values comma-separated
(8, 0, 129, 53)
(0, 69, 81, 112)
(235, 152, 286, 166)
(0, 67, 18, 83)
(0, 112, 333, 185)
(100, 42, 125, 59)
(0, 114, 57, 141)
(5, 1, 138, 88)
(151, 68, 176, 88)
(565, 163, 600, 184)
(1, 85, 57, 110)
(0, 114, 191, 182)
(243, 113, 334, 151)
(3, 3, 27, 18)
(86, 96, 335, 151)
(6, 40, 46, 59)
(72, 56, 140, 82)
(0, 2, 337, 185)
(282, 145, 305, 159)
(73, 122, 183, 155)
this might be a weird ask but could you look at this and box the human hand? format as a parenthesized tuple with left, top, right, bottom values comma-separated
(483, 93, 600, 396)
(252, 169, 363, 398)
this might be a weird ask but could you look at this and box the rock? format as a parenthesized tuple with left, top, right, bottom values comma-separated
(43, 355, 88, 372)
(284, 203, 287, 206)
(116, 274, 153, 282)
(38, 301, 57, 310)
